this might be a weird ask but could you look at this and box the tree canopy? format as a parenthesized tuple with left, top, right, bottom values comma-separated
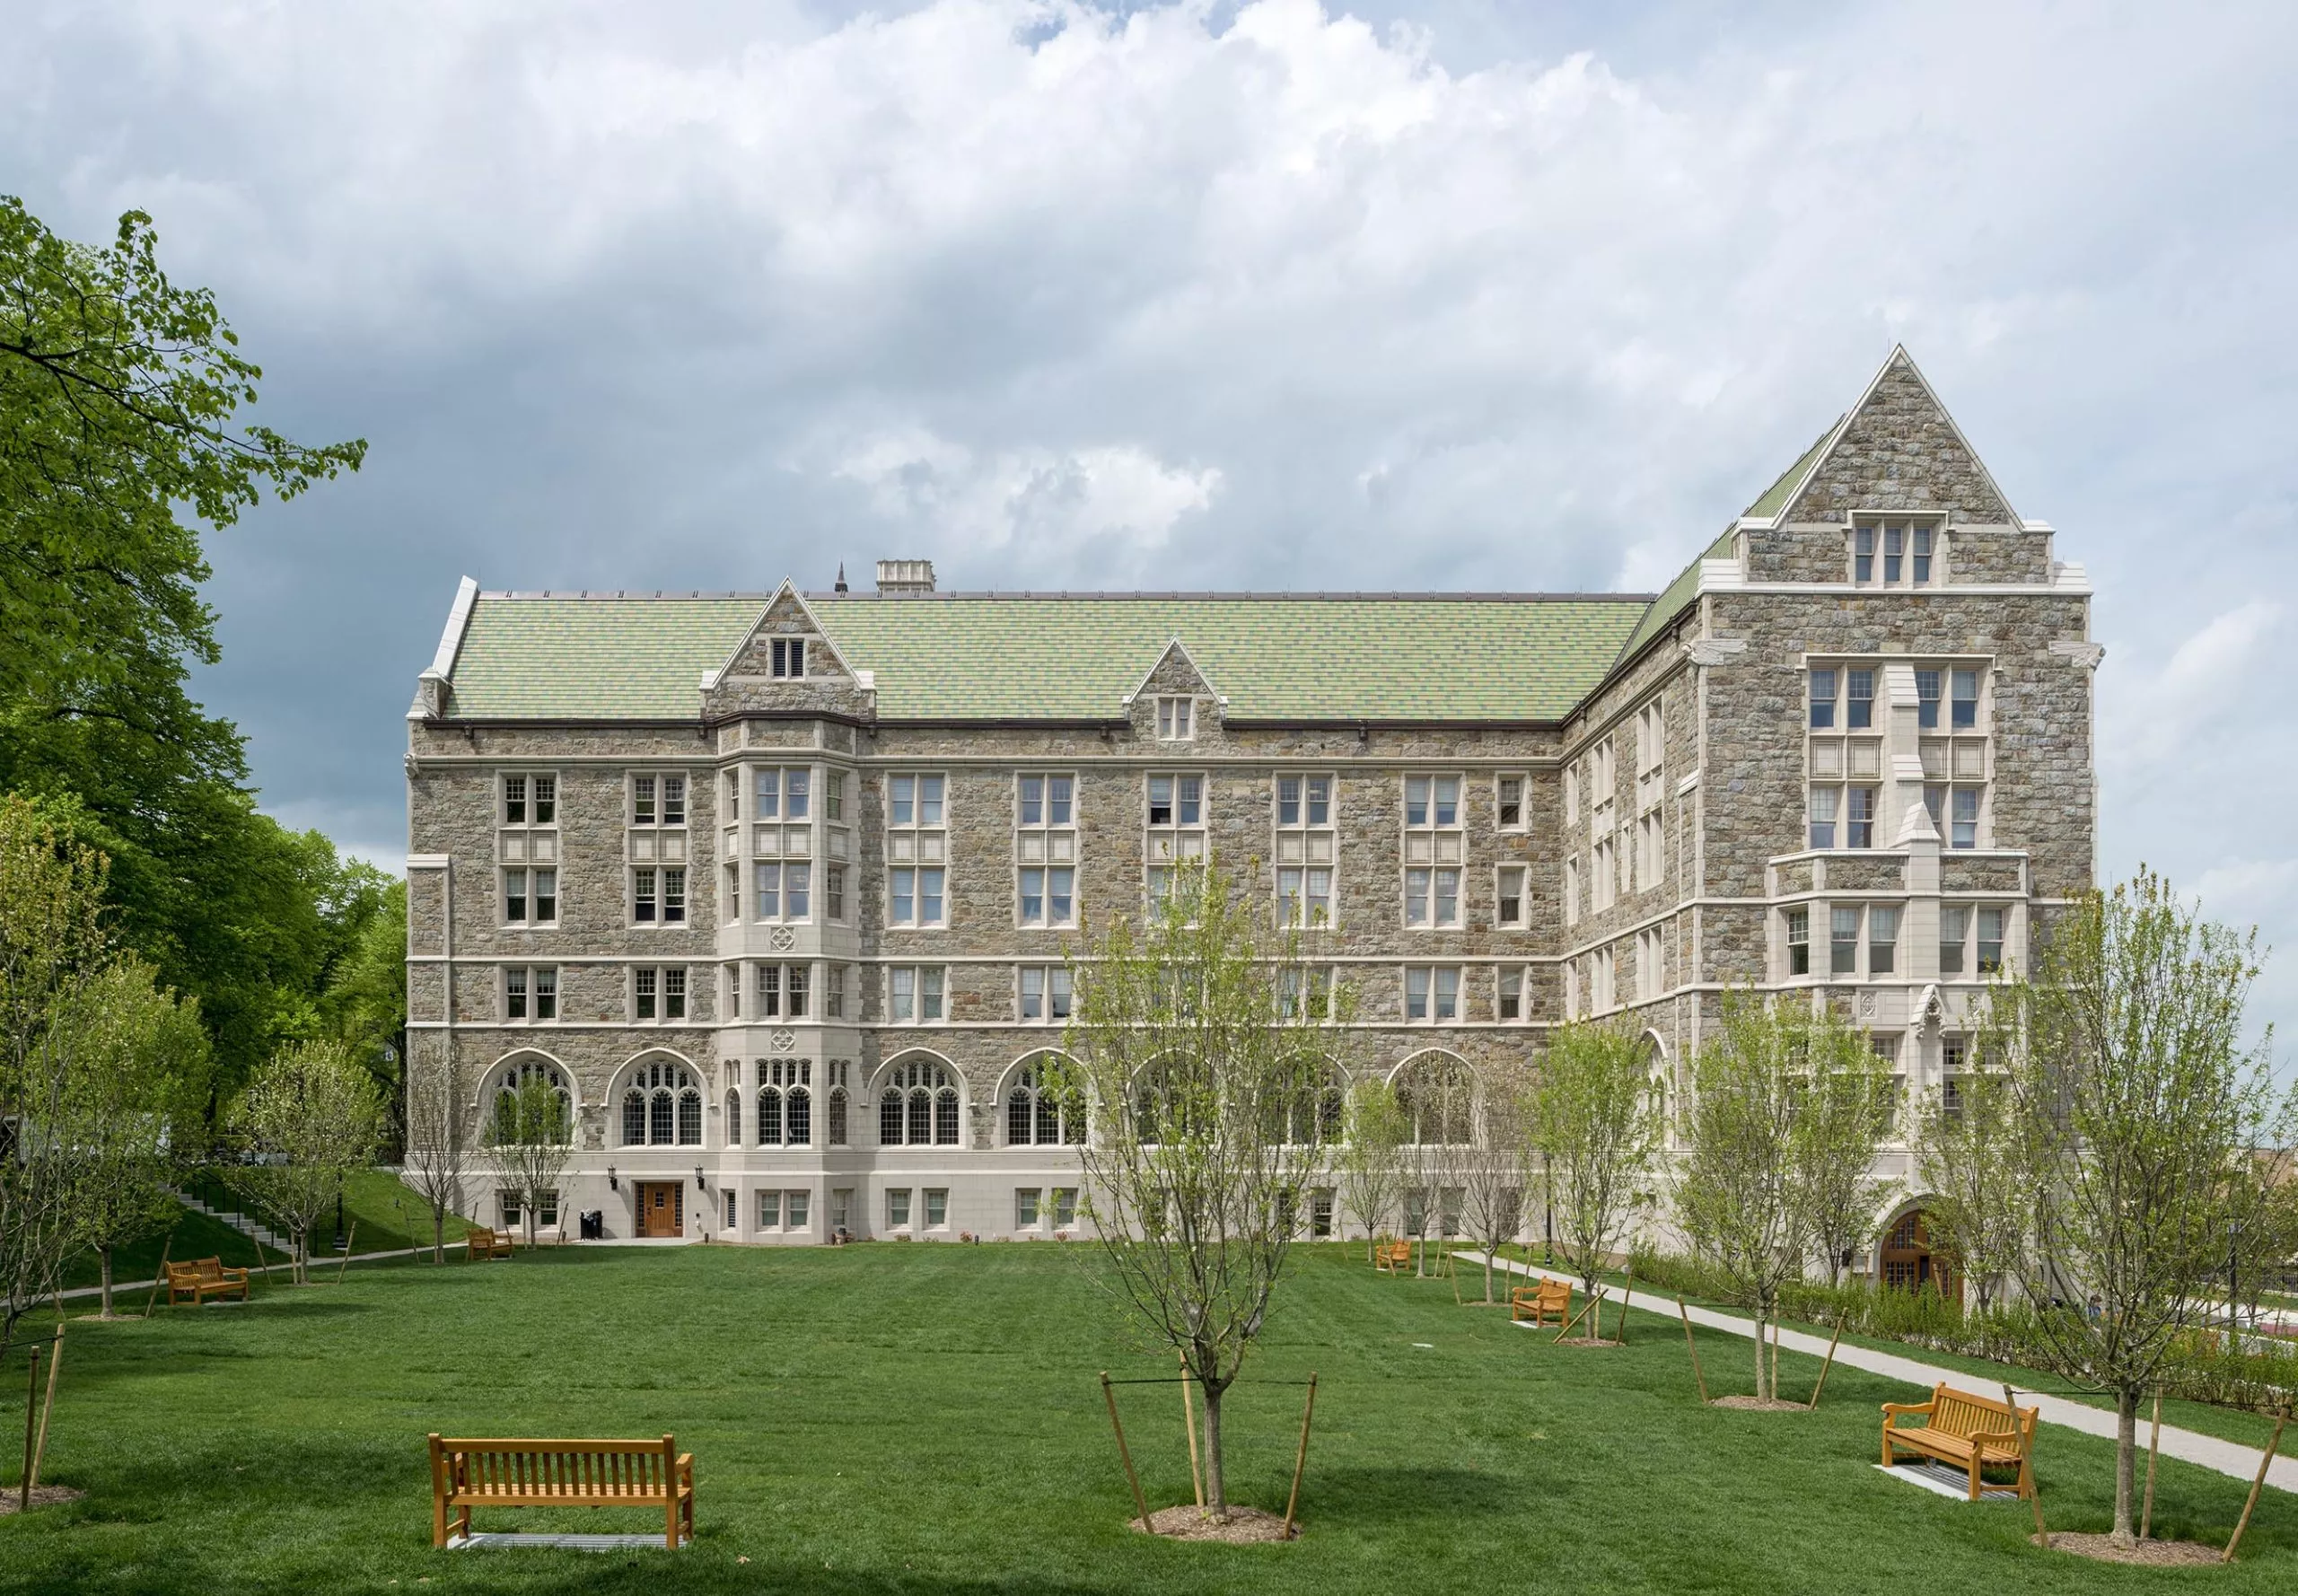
(1, 196, 375, 1103)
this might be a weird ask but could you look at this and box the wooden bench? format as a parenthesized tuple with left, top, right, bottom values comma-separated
(1881, 1383, 2039, 1500)
(466, 1227, 517, 1260)
(428, 1434, 695, 1548)
(1374, 1241, 1413, 1275)
(164, 1257, 250, 1306)
(1509, 1278, 1573, 1328)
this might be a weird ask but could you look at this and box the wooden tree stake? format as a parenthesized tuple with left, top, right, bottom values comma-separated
(1283, 1372, 1320, 1538)
(1672, 1304, 1709, 1405)
(1178, 1354, 1204, 1512)
(142, 1236, 174, 1320)
(18, 1346, 40, 1513)
(1617, 1271, 1634, 1346)
(335, 1222, 359, 1285)
(2002, 1383, 2046, 1544)
(2141, 1387, 2162, 1542)
(1101, 1373, 1153, 1535)
(1554, 1286, 1601, 1345)
(2221, 1405, 2288, 1564)
(29, 1324, 61, 1490)
(1807, 1314, 1846, 1410)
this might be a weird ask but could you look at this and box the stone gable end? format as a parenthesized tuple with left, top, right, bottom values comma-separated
(1785, 353, 2013, 524)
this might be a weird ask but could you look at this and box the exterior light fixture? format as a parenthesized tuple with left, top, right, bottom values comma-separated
(695, 1166, 706, 1191)
(607, 1165, 618, 1191)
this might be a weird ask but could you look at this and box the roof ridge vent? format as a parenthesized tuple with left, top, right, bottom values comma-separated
(876, 558, 936, 595)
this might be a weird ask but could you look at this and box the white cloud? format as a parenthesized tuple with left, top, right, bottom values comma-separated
(2106, 600, 2286, 773)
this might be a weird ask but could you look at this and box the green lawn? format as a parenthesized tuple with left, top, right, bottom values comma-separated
(2, 1243, 2291, 1595)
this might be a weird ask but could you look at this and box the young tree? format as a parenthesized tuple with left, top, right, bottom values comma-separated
(1397, 1055, 1476, 1277)
(1990, 871, 2296, 1546)
(1531, 1021, 1661, 1329)
(1056, 859, 1337, 1517)
(1801, 1040, 1899, 1287)
(230, 1040, 384, 1284)
(1673, 994, 1870, 1400)
(1457, 1074, 1530, 1304)
(62, 960, 210, 1315)
(1911, 1062, 2026, 1312)
(1335, 1077, 1407, 1261)
(404, 1047, 472, 1262)
(484, 1072, 574, 1246)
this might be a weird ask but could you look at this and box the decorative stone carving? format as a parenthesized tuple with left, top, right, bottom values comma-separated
(1683, 637, 1749, 667)
(2049, 639, 2105, 671)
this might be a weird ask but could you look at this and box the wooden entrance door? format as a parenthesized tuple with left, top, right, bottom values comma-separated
(637, 1182, 683, 1238)
(1880, 1208, 1959, 1302)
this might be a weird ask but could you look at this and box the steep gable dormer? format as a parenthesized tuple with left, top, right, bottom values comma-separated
(1122, 638, 1225, 745)
(701, 580, 874, 722)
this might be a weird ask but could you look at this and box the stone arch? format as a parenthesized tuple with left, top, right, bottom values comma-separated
(481, 1049, 578, 1144)
(873, 1049, 966, 1147)
(1387, 1048, 1477, 1144)
(999, 1048, 1086, 1147)
(1874, 1193, 1960, 1302)
(608, 1048, 708, 1150)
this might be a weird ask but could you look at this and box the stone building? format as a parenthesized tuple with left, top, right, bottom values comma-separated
(404, 347, 2096, 1280)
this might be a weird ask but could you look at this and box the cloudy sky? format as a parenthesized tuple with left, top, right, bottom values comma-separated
(8, 0, 2296, 1046)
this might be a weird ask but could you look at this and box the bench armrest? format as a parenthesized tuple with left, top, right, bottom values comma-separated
(1968, 1428, 2019, 1451)
(1880, 1402, 1935, 1425)
(676, 1453, 695, 1487)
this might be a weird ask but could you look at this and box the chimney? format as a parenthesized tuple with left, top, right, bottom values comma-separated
(875, 559, 936, 595)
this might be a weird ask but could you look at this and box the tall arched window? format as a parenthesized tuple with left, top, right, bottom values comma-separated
(1279, 1063, 1345, 1146)
(1395, 1053, 1475, 1144)
(1006, 1059, 1083, 1145)
(620, 1057, 701, 1147)
(491, 1057, 574, 1143)
(754, 1059, 813, 1147)
(828, 1088, 848, 1146)
(724, 1090, 741, 1146)
(879, 1057, 962, 1146)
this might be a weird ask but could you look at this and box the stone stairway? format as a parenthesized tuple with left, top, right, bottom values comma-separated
(171, 1188, 295, 1256)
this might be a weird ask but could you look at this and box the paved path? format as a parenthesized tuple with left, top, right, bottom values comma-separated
(1463, 1252, 2295, 1496)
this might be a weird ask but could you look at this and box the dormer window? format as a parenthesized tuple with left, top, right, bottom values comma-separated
(1853, 520, 1940, 587)
(1155, 696, 1194, 740)
(771, 637, 807, 679)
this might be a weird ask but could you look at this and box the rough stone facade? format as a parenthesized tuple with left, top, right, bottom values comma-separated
(404, 348, 2097, 1273)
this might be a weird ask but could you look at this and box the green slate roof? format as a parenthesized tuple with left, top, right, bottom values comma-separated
(444, 592, 1654, 723)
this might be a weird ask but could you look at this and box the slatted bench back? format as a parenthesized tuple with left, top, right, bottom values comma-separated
(1925, 1386, 2031, 1445)
(440, 1438, 677, 1505)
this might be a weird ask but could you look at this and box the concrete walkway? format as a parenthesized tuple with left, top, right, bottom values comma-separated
(1464, 1252, 2296, 1496)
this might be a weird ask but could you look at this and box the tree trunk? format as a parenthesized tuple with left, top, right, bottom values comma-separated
(1482, 1252, 1495, 1304)
(100, 1246, 114, 1319)
(1201, 1381, 1227, 1515)
(2112, 1383, 2140, 1545)
(1753, 1311, 1769, 1401)
(432, 1209, 444, 1265)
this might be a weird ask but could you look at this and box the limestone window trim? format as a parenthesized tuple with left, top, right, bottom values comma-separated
(1495, 963, 1533, 1024)
(1633, 702, 1664, 894)
(1015, 772, 1079, 929)
(746, 765, 816, 925)
(1494, 864, 1530, 932)
(754, 1057, 813, 1146)
(497, 769, 560, 927)
(1145, 771, 1207, 909)
(1402, 964, 1464, 1024)
(1634, 926, 1665, 1004)
(630, 964, 690, 1022)
(1016, 965, 1073, 1023)
(1495, 773, 1529, 832)
(885, 965, 948, 1024)
(1849, 515, 1947, 589)
(1401, 773, 1465, 929)
(1278, 964, 1334, 1022)
(1154, 696, 1197, 741)
(628, 864, 689, 926)
(887, 772, 949, 928)
(501, 965, 558, 1022)
(1274, 771, 1338, 929)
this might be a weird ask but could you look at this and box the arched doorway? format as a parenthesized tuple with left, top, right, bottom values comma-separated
(1879, 1206, 1960, 1302)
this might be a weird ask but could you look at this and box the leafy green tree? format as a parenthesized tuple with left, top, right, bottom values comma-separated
(1055, 860, 1336, 1518)
(1911, 1057, 2025, 1312)
(1531, 1020, 1660, 1325)
(484, 1072, 574, 1247)
(63, 959, 211, 1316)
(1800, 1041, 1899, 1287)
(1335, 1078, 1407, 1261)
(1674, 994, 1873, 1401)
(1987, 871, 2296, 1545)
(1, 196, 366, 1096)
(0, 794, 202, 1350)
(229, 1040, 383, 1285)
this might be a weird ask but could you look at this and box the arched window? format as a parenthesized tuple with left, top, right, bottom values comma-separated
(724, 1091, 741, 1146)
(1396, 1053, 1475, 1144)
(787, 1087, 811, 1146)
(1006, 1059, 1083, 1145)
(491, 1057, 574, 1143)
(879, 1057, 962, 1146)
(1279, 1064, 1345, 1146)
(758, 1087, 783, 1146)
(828, 1088, 848, 1146)
(753, 1059, 814, 1148)
(621, 1057, 700, 1147)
